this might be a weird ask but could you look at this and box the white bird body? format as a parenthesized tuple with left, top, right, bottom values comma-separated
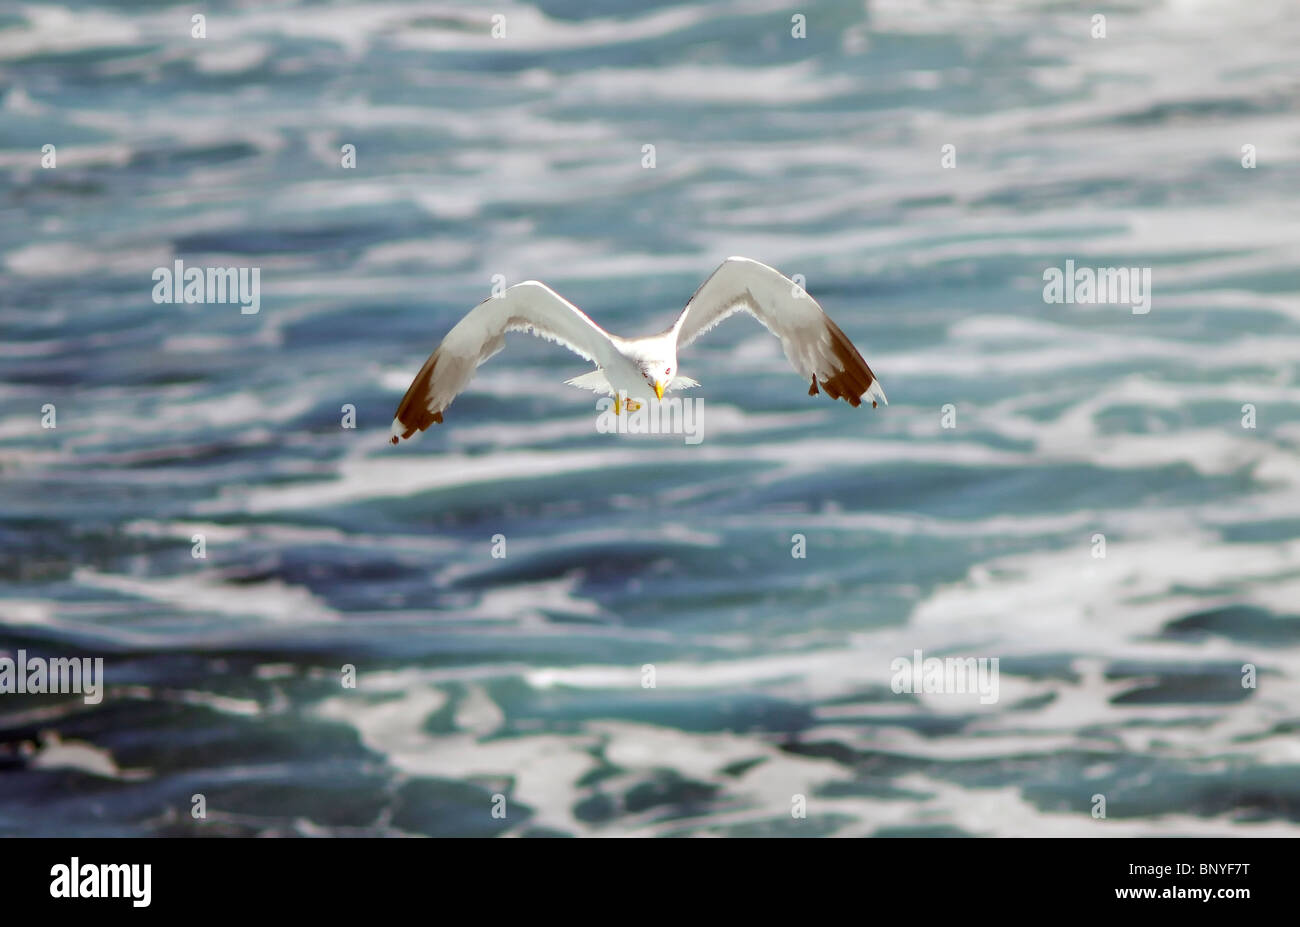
(391, 257, 886, 443)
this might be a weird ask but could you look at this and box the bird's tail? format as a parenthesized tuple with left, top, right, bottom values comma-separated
(564, 370, 612, 393)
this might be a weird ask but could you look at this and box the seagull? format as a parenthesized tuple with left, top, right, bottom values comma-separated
(390, 256, 887, 443)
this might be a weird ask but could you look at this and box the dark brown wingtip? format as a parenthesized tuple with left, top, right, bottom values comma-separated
(818, 316, 878, 409)
(390, 435, 399, 445)
(808, 375, 819, 396)
(392, 354, 446, 441)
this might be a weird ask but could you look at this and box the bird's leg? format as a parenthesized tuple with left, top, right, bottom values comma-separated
(613, 394, 622, 415)
(624, 398, 642, 412)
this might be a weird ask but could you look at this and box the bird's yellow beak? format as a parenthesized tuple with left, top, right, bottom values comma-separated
(654, 381, 665, 400)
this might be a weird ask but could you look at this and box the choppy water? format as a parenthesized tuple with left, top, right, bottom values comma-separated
(3, 0, 1300, 837)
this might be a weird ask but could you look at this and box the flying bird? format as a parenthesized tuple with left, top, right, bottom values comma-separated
(390, 256, 886, 443)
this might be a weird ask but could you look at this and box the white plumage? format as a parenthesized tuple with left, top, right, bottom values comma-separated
(391, 257, 886, 443)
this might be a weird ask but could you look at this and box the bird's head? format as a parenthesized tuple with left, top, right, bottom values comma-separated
(641, 357, 675, 400)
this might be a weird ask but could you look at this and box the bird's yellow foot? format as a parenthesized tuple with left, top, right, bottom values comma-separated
(624, 399, 642, 412)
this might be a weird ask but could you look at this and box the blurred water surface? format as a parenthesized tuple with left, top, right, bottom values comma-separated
(2, 0, 1300, 835)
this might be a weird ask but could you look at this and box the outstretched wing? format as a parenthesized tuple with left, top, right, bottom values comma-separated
(673, 257, 887, 408)
(391, 281, 616, 442)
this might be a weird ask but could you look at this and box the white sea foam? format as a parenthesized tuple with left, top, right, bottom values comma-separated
(72, 568, 339, 624)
